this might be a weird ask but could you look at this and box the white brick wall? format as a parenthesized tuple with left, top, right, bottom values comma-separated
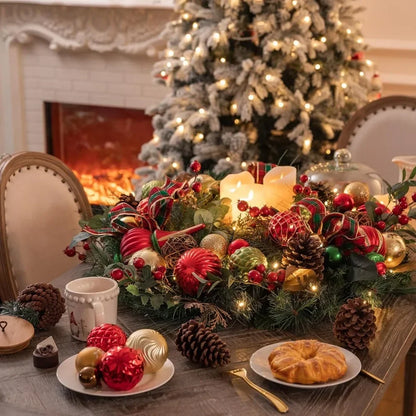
(21, 40, 168, 152)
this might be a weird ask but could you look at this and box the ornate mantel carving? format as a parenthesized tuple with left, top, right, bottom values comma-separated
(0, 3, 173, 54)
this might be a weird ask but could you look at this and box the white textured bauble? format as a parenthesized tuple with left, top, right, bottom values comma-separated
(126, 329, 168, 373)
(128, 248, 165, 271)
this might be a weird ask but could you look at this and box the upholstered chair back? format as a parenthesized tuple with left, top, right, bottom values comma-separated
(337, 96, 416, 184)
(0, 152, 92, 300)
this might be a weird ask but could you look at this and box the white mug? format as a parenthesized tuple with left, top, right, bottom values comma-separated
(64, 277, 119, 341)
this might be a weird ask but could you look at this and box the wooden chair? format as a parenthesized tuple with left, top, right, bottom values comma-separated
(337, 95, 416, 184)
(0, 152, 92, 301)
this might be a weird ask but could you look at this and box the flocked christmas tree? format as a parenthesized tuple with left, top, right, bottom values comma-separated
(136, 0, 380, 188)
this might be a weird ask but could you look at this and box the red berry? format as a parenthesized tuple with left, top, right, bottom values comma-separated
(64, 246, 76, 257)
(276, 269, 286, 283)
(267, 283, 277, 291)
(303, 186, 311, 196)
(260, 206, 270, 216)
(78, 253, 87, 261)
(190, 160, 201, 173)
(412, 193, 416, 202)
(299, 174, 308, 183)
(376, 221, 386, 231)
(256, 264, 266, 274)
(400, 201, 408, 210)
(111, 268, 124, 281)
(133, 257, 145, 269)
(156, 266, 166, 275)
(83, 242, 90, 250)
(152, 271, 164, 280)
(398, 214, 409, 225)
(392, 205, 403, 216)
(249, 206, 260, 217)
(237, 200, 249, 212)
(267, 271, 278, 283)
(247, 270, 263, 283)
(293, 184, 303, 194)
(399, 196, 407, 203)
(374, 207, 383, 216)
(192, 182, 202, 193)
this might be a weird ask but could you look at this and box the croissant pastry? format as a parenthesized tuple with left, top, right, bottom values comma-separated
(268, 339, 347, 384)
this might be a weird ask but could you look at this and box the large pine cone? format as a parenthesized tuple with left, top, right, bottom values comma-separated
(176, 319, 231, 368)
(333, 297, 377, 351)
(308, 181, 335, 203)
(17, 283, 65, 330)
(282, 232, 325, 279)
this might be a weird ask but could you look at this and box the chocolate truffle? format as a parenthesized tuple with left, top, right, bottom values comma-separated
(33, 343, 59, 368)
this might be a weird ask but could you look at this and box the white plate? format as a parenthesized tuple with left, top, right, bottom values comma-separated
(249, 341, 361, 389)
(56, 355, 174, 397)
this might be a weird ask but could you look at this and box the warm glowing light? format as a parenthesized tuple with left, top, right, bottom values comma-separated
(166, 62, 172, 68)
(218, 79, 228, 88)
(213, 32, 220, 41)
(315, 63, 321, 70)
(192, 22, 199, 30)
(177, 125, 184, 133)
(265, 74, 272, 81)
(368, 291, 373, 297)
(220, 57, 226, 63)
(172, 162, 179, 169)
(292, 0, 297, 5)
(237, 300, 246, 309)
(359, 71, 364, 77)
(333, 187, 339, 193)
(198, 108, 205, 114)
(166, 49, 174, 57)
(184, 33, 192, 42)
(182, 13, 190, 20)
(325, 149, 331, 155)
(304, 16, 311, 23)
(194, 133, 204, 142)
(341, 82, 348, 89)
(277, 100, 284, 108)
(152, 135, 160, 143)
(226, 157, 231, 162)
(366, 59, 373, 66)
(304, 102, 312, 111)
(311, 284, 318, 292)
(241, 161, 247, 168)
(357, 37, 363, 44)
(303, 138, 312, 153)
(176, 117, 182, 124)
(160, 71, 167, 77)
(320, 36, 327, 43)
(195, 46, 201, 55)
(273, 262, 279, 269)
(293, 40, 300, 47)
(272, 40, 279, 47)
(234, 118, 240, 125)
(230, 103, 238, 114)
(346, 28, 352, 35)
(248, 94, 255, 101)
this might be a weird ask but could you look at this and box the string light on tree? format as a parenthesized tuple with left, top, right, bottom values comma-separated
(217, 79, 228, 89)
(166, 49, 174, 57)
(220, 57, 226, 63)
(315, 63, 321, 70)
(192, 22, 199, 30)
(248, 94, 255, 101)
(304, 102, 313, 111)
(230, 103, 238, 114)
(184, 34, 192, 42)
(341, 82, 348, 89)
(320, 36, 327, 43)
(194, 133, 204, 143)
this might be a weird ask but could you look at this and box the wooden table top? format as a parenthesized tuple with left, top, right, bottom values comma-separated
(1, 264, 415, 416)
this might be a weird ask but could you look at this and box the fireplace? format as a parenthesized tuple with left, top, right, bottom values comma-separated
(45, 102, 153, 205)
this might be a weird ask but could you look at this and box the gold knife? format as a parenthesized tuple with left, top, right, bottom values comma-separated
(360, 369, 385, 384)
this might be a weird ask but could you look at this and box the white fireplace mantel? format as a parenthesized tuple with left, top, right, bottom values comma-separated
(0, 1, 174, 155)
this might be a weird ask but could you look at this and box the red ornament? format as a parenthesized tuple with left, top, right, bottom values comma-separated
(133, 257, 145, 269)
(87, 324, 127, 352)
(276, 269, 286, 283)
(190, 160, 201, 173)
(376, 262, 387, 276)
(303, 187, 311, 196)
(192, 182, 202, 193)
(99, 346, 145, 391)
(64, 246, 76, 257)
(333, 193, 354, 212)
(249, 206, 260, 217)
(152, 271, 164, 280)
(293, 184, 303, 194)
(237, 200, 249, 212)
(111, 268, 124, 281)
(228, 239, 249, 255)
(120, 228, 152, 258)
(351, 51, 364, 61)
(299, 174, 308, 183)
(174, 248, 222, 296)
(266, 271, 278, 283)
(399, 215, 409, 225)
(247, 270, 263, 283)
(400, 200, 408, 210)
(269, 211, 308, 246)
(260, 206, 270, 216)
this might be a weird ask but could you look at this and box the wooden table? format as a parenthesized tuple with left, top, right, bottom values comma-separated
(1, 264, 415, 416)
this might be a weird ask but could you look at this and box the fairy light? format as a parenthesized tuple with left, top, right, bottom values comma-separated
(177, 124, 184, 134)
(359, 71, 364, 77)
(340, 70, 345, 76)
(226, 157, 231, 162)
(237, 300, 246, 309)
(198, 108, 206, 114)
(234, 118, 240, 125)
(325, 148, 331, 155)
(346, 28, 352, 35)
(166, 49, 174, 57)
(292, 0, 297, 5)
(182, 60, 189, 66)
(265, 74, 273, 81)
(276, 100, 284, 108)
(160, 70, 167, 77)
(172, 162, 179, 169)
(241, 161, 247, 169)
(230, 103, 238, 114)
(176, 117, 182, 124)
(366, 59, 373, 67)
(195, 46, 201, 55)
(194, 133, 204, 142)
(272, 40, 279, 48)
(192, 22, 199, 30)
(357, 37, 363, 44)
(341, 82, 348, 89)
(184, 33, 192, 42)
(248, 94, 255, 101)
(152, 134, 160, 143)
(180, 56, 186, 62)
(166, 62, 172, 68)
(320, 36, 327, 43)
(273, 262, 279, 269)
(303, 16, 311, 23)
(293, 40, 300, 47)
(220, 57, 226, 63)
(368, 290, 373, 297)
(213, 32, 220, 41)
(303, 137, 312, 153)
(315, 63, 321, 70)
(310, 284, 318, 292)
(304, 102, 312, 111)
(217, 79, 228, 89)
(182, 13, 190, 20)
(163, 157, 168, 162)
(232, 226, 237, 231)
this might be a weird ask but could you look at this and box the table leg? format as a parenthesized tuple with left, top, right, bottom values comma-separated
(404, 339, 416, 416)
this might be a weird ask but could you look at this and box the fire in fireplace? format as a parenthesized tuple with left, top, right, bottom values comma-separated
(45, 103, 153, 206)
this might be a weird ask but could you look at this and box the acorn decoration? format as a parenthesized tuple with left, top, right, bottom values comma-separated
(333, 297, 377, 351)
(176, 320, 231, 368)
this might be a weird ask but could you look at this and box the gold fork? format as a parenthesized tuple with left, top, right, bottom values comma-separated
(229, 368, 289, 413)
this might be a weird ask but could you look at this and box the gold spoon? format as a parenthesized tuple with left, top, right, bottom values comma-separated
(229, 368, 289, 413)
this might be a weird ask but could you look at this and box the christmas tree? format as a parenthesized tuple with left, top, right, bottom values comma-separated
(137, 0, 380, 189)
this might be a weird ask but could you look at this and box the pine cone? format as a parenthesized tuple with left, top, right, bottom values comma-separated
(333, 297, 377, 351)
(309, 181, 334, 202)
(175, 319, 231, 368)
(118, 193, 139, 208)
(17, 283, 65, 330)
(282, 232, 325, 279)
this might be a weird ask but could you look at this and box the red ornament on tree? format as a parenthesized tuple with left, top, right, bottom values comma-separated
(99, 346, 145, 391)
(190, 160, 201, 173)
(269, 211, 308, 246)
(247, 269, 263, 283)
(111, 268, 124, 281)
(87, 324, 127, 352)
(174, 248, 222, 296)
(237, 200, 249, 212)
(120, 228, 152, 258)
(227, 239, 250, 255)
(333, 193, 354, 212)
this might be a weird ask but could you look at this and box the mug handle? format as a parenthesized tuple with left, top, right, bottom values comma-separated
(92, 301, 105, 326)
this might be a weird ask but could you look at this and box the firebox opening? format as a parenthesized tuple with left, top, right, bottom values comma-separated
(45, 102, 153, 206)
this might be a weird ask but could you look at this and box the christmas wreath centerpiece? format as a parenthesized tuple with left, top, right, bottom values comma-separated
(68, 160, 416, 333)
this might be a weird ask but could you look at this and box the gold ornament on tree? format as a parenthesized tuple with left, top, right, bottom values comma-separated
(200, 234, 228, 259)
(344, 181, 370, 206)
(126, 329, 168, 374)
(283, 267, 318, 292)
(383, 232, 406, 268)
(160, 234, 198, 269)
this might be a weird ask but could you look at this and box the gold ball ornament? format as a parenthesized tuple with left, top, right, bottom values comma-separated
(78, 366, 99, 389)
(200, 234, 228, 259)
(344, 182, 370, 206)
(126, 329, 168, 374)
(128, 248, 166, 271)
(75, 347, 104, 372)
(384, 232, 406, 268)
(283, 267, 318, 292)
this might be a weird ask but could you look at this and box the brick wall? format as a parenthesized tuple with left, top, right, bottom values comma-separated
(21, 39, 167, 152)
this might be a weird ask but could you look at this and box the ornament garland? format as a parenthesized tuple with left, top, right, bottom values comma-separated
(69, 161, 416, 333)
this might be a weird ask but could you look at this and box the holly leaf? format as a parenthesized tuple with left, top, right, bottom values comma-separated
(409, 166, 416, 179)
(140, 295, 149, 306)
(207, 279, 221, 294)
(150, 294, 164, 310)
(347, 253, 379, 281)
(126, 284, 140, 296)
(364, 201, 378, 222)
(408, 207, 416, 219)
(390, 182, 409, 200)
(194, 209, 214, 225)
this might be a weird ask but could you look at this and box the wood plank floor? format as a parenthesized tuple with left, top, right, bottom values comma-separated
(374, 361, 405, 416)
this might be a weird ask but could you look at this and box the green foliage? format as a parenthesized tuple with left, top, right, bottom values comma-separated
(0, 301, 40, 329)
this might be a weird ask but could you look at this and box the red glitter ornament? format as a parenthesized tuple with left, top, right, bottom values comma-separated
(174, 248, 222, 296)
(333, 193, 354, 212)
(269, 211, 308, 246)
(249, 206, 260, 217)
(87, 324, 127, 352)
(99, 346, 145, 391)
(227, 239, 249, 255)
(237, 200, 249, 212)
(293, 184, 303, 194)
(190, 160, 201, 173)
